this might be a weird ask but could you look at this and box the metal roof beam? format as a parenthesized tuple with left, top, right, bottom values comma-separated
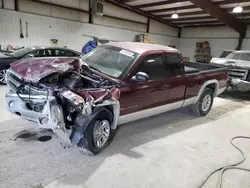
(148, 5, 197, 14)
(218, 0, 250, 4)
(157, 6, 250, 17)
(147, 0, 250, 14)
(166, 13, 250, 21)
(134, 0, 187, 9)
(174, 20, 221, 25)
(166, 16, 214, 21)
(159, 11, 205, 17)
(182, 24, 226, 28)
(105, 0, 178, 28)
(118, 0, 137, 3)
(136, 0, 250, 10)
(189, 0, 246, 35)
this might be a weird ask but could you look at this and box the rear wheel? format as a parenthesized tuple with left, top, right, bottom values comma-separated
(77, 109, 116, 156)
(0, 69, 7, 85)
(191, 88, 214, 116)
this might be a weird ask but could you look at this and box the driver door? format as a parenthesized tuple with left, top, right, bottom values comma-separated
(119, 53, 170, 116)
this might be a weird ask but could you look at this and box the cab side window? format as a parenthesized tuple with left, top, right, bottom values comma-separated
(55, 50, 66, 57)
(163, 53, 183, 76)
(55, 50, 80, 57)
(30, 50, 42, 57)
(28, 49, 57, 58)
(240, 53, 250, 61)
(31, 49, 53, 57)
(137, 54, 166, 80)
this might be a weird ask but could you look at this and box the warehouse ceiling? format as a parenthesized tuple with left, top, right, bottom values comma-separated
(108, 0, 250, 33)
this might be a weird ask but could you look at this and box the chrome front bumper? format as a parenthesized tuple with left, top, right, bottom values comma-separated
(6, 92, 72, 146)
(229, 78, 250, 92)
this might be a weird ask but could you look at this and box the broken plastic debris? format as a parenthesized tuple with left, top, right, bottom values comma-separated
(61, 90, 85, 105)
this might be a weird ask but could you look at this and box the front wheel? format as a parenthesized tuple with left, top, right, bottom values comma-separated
(191, 88, 214, 116)
(77, 109, 116, 156)
(0, 69, 7, 85)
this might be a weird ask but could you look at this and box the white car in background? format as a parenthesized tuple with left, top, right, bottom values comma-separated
(211, 50, 250, 92)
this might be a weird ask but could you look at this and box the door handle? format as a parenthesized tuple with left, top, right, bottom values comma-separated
(160, 84, 170, 89)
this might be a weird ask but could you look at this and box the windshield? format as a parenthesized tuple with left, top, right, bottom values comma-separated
(219, 50, 233, 58)
(82, 45, 139, 78)
(226, 52, 250, 61)
(10, 47, 37, 57)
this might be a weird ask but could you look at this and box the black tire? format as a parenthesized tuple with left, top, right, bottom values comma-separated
(191, 88, 214, 116)
(0, 68, 7, 85)
(77, 109, 116, 156)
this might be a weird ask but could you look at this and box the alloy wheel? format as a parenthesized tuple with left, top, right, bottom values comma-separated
(93, 120, 111, 148)
(202, 94, 212, 112)
(0, 69, 7, 84)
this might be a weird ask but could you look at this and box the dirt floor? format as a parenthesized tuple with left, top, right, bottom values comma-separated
(0, 86, 250, 188)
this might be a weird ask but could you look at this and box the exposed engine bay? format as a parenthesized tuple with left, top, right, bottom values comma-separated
(6, 58, 120, 147)
(40, 70, 112, 89)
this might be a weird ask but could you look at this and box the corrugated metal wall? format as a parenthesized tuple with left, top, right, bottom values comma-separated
(0, 9, 91, 51)
(179, 26, 250, 61)
(0, 9, 179, 52)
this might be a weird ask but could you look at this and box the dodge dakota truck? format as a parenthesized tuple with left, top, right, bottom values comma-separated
(5, 42, 228, 155)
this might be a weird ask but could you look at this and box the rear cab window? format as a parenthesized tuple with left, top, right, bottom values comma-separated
(163, 53, 183, 76)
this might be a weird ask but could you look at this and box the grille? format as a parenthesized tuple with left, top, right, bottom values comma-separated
(228, 69, 248, 80)
(6, 70, 51, 95)
(6, 70, 23, 91)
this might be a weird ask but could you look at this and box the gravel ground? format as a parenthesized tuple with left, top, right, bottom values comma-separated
(0, 86, 250, 188)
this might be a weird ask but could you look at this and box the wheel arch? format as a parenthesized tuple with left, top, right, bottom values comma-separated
(196, 79, 219, 103)
(94, 100, 120, 130)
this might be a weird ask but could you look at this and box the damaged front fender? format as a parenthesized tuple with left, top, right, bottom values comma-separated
(70, 105, 118, 145)
(59, 88, 120, 145)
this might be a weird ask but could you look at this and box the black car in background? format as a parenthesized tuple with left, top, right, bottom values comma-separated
(0, 46, 82, 84)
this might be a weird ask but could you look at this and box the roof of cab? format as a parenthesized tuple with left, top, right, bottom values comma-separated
(104, 42, 180, 54)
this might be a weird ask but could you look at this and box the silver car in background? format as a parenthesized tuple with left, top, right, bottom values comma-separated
(211, 50, 250, 92)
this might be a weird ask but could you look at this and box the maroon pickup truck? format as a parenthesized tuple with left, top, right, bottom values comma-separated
(5, 42, 228, 155)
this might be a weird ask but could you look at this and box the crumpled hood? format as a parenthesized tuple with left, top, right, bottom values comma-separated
(211, 57, 250, 70)
(10, 58, 83, 82)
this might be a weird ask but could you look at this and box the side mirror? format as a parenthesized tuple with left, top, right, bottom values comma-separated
(130, 72, 149, 82)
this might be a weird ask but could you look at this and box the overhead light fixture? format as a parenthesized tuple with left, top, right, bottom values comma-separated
(233, 5, 243, 13)
(172, 13, 179, 19)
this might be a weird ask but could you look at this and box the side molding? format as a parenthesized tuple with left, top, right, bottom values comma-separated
(119, 101, 183, 125)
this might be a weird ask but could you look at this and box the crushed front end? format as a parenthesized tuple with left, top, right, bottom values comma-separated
(227, 69, 250, 92)
(211, 58, 250, 92)
(5, 58, 120, 147)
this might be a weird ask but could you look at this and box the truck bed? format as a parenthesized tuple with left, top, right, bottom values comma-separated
(184, 62, 228, 74)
